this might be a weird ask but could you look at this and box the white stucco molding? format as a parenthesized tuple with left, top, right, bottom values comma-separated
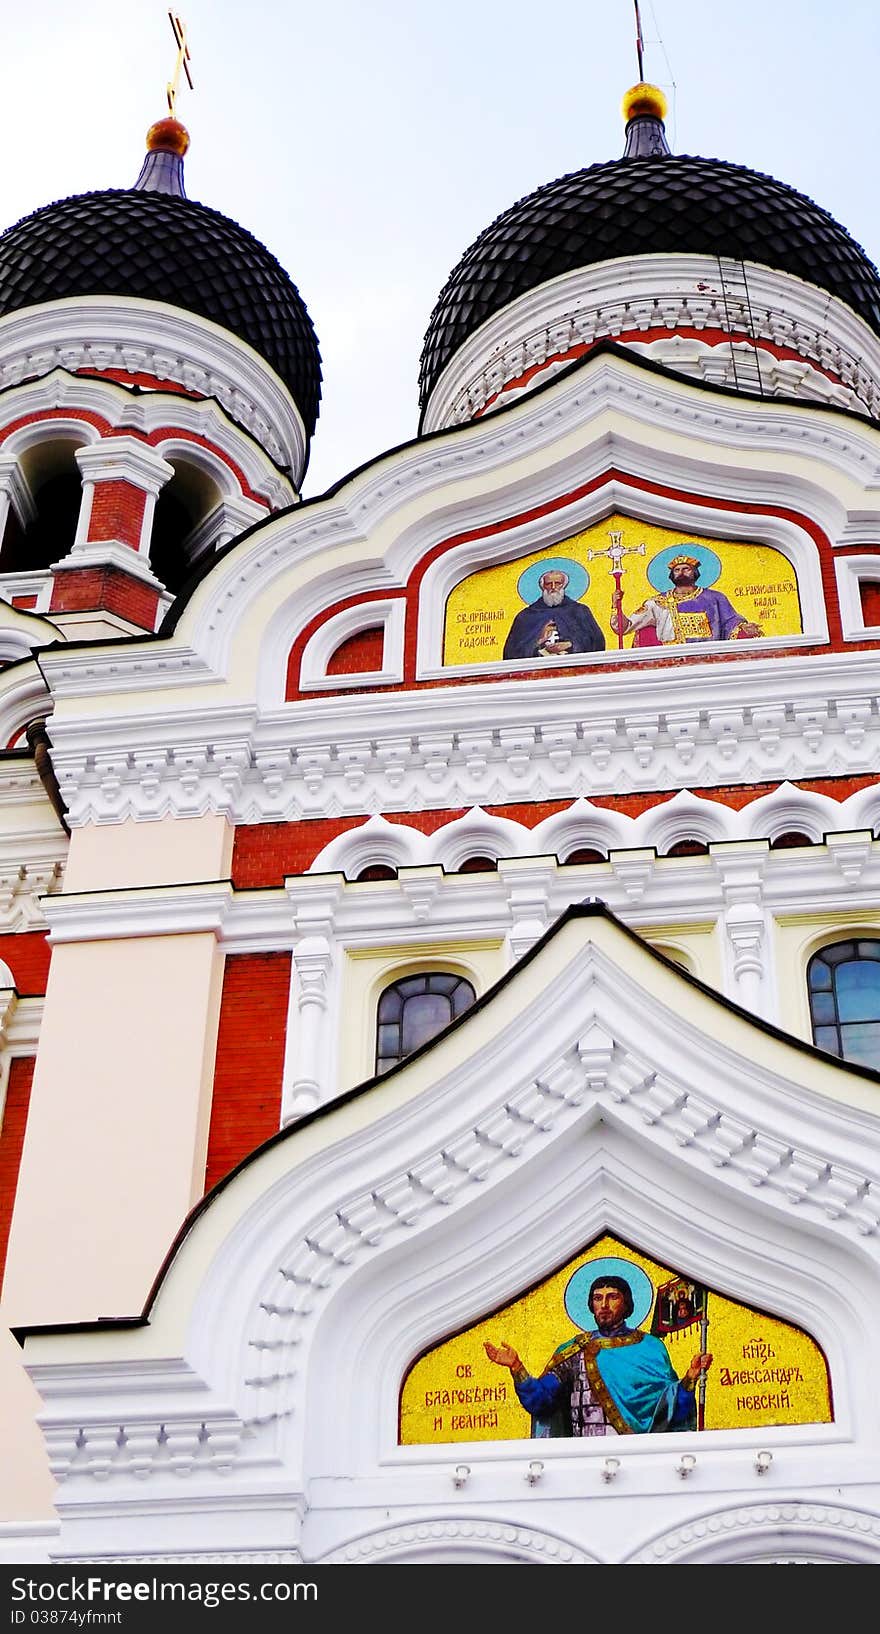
(41, 881, 234, 944)
(0, 857, 62, 933)
(629, 1498, 880, 1564)
(264, 829, 880, 1078)
(0, 663, 55, 760)
(10, 348, 880, 827)
(0, 369, 294, 511)
(0, 572, 53, 618)
(30, 652, 880, 829)
(298, 597, 406, 690)
(0, 451, 36, 527)
(51, 541, 167, 590)
(0, 306, 301, 500)
(416, 480, 827, 679)
(24, 348, 880, 724)
(73, 436, 174, 499)
(66, 437, 173, 569)
(0, 1523, 60, 1566)
(421, 255, 880, 431)
(835, 552, 880, 641)
(184, 496, 270, 564)
(0, 594, 65, 657)
(318, 1517, 597, 1564)
(20, 911, 880, 1562)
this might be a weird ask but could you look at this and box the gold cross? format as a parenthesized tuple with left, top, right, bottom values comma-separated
(166, 11, 194, 117)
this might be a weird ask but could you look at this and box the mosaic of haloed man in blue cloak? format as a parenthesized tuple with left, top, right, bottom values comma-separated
(484, 1269, 713, 1436)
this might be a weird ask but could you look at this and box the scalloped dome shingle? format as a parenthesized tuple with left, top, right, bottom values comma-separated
(0, 189, 321, 438)
(420, 154, 880, 409)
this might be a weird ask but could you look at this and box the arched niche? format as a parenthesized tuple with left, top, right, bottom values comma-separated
(399, 1230, 832, 1447)
(2, 429, 91, 572)
(150, 456, 224, 592)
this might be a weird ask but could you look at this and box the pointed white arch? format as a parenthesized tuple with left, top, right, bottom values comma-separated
(22, 909, 880, 1563)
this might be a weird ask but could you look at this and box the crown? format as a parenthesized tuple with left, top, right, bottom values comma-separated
(668, 553, 701, 570)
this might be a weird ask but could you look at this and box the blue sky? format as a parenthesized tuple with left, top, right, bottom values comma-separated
(6, 0, 879, 493)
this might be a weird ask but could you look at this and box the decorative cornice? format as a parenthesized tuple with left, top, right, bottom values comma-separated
(14, 347, 880, 737)
(52, 542, 166, 590)
(0, 452, 36, 525)
(75, 1552, 303, 1564)
(74, 437, 174, 497)
(629, 1499, 880, 1564)
(0, 305, 303, 496)
(422, 255, 880, 430)
(304, 789, 880, 878)
(37, 668, 880, 827)
(42, 882, 232, 944)
(0, 663, 53, 752)
(319, 1517, 595, 1564)
(42, 1412, 245, 1484)
(0, 856, 62, 933)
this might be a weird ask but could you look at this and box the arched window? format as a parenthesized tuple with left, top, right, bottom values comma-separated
(375, 972, 476, 1075)
(807, 939, 880, 1068)
(665, 839, 709, 858)
(2, 435, 87, 572)
(150, 458, 223, 592)
(456, 855, 497, 873)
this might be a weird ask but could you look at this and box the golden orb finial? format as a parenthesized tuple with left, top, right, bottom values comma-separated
(621, 81, 668, 124)
(145, 117, 191, 158)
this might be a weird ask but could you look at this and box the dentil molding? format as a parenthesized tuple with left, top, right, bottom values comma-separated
(40, 668, 880, 826)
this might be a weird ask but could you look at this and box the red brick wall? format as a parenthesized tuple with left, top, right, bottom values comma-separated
(204, 952, 292, 1192)
(87, 481, 147, 549)
(859, 581, 880, 627)
(231, 775, 878, 887)
(49, 566, 160, 630)
(326, 627, 385, 675)
(0, 1056, 35, 1294)
(0, 932, 51, 995)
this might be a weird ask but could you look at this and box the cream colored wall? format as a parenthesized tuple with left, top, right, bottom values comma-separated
(339, 939, 506, 1091)
(640, 920, 723, 987)
(4, 930, 224, 1326)
(0, 815, 232, 1524)
(0, 788, 65, 846)
(774, 908, 880, 1043)
(63, 813, 233, 891)
(0, 1332, 55, 1519)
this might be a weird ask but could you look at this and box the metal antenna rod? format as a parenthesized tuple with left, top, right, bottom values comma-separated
(634, 0, 646, 80)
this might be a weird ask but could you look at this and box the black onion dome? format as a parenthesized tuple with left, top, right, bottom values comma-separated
(420, 154, 880, 409)
(0, 189, 321, 438)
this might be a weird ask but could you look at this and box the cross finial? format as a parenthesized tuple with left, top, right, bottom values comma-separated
(166, 11, 194, 117)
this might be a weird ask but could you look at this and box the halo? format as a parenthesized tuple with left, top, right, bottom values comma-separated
(646, 543, 722, 592)
(564, 1256, 655, 1332)
(516, 556, 590, 605)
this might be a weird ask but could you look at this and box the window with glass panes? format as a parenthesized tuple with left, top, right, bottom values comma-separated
(375, 972, 476, 1074)
(807, 939, 880, 1070)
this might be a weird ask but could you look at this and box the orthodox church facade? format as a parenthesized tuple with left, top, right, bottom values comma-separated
(1, 84, 880, 1565)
